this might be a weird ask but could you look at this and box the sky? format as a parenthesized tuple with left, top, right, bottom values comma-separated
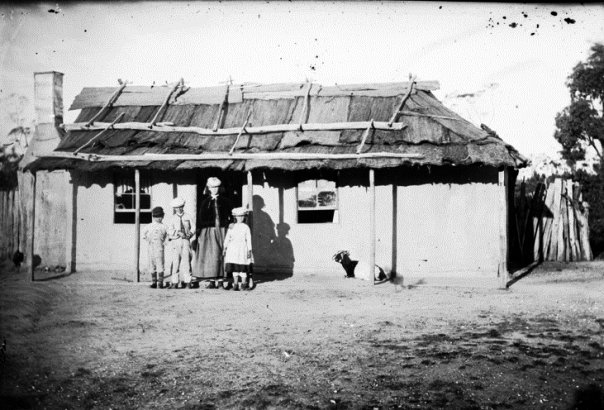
(1, 1, 603, 163)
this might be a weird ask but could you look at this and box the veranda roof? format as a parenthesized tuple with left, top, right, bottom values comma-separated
(26, 80, 528, 172)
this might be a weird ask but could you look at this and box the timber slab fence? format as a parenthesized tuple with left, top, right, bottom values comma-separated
(0, 187, 22, 262)
(515, 177, 593, 264)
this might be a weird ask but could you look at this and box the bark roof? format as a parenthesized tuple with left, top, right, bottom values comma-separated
(26, 81, 528, 172)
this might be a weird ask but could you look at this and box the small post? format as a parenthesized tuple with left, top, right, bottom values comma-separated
(247, 170, 254, 235)
(369, 168, 376, 286)
(134, 168, 141, 283)
(30, 172, 37, 282)
(498, 166, 509, 288)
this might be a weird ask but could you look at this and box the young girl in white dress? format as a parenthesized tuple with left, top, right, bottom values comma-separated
(222, 207, 254, 291)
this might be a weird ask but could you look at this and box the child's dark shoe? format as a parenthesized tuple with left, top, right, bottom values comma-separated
(149, 281, 157, 289)
(206, 281, 215, 289)
(240, 283, 247, 291)
(158, 282, 165, 289)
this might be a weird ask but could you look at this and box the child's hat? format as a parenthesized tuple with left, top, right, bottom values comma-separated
(152, 206, 165, 217)
(170, 197, 185, 208)
(207, 177, 221, 187)
(231, 207, 248, 216)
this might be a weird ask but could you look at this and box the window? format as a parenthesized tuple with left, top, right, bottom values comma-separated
(297, 179, 338, 223)
(114, 173, 152, 224)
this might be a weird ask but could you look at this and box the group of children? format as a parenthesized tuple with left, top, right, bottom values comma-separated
(142, 195, 254, 291)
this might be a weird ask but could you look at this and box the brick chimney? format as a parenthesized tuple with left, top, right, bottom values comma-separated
(20, 71, 65, 168)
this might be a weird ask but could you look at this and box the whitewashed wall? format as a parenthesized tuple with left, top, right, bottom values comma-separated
(73, 171, 196, 276)
(70, 166, 502, 280)
(248, 167, 501, 278)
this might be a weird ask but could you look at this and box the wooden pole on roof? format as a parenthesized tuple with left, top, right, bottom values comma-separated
(356, 119, 375, 154)
(213, 84, 230, 132)
(298, 79, 312, 130)
(388, 75, 417, 126)
(149, 79, 184, 127)
(498, 166, 509, 288)
(369, 168, 376, 286)
(134, 168, 141, 283)
(229, 111, 252, 155)
(74, 113, 125, 154)
(85, 80, 129, 127)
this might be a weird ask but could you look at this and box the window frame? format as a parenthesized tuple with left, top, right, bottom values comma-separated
(296, 176, 339, 224)
(113, 172, 152, 224)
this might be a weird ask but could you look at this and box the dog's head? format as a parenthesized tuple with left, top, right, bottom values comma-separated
(332, 250, 350, 263)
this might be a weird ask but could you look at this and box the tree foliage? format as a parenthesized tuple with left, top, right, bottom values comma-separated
(550, 43, 604, 257)
(554, 43, 604, 165)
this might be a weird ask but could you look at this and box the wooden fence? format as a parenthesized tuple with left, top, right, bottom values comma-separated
(515, 178, 592, 264)
(0, 187, 25, 263)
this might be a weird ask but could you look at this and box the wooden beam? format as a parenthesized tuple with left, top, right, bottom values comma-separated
(213, 85, 229, 132)
(356, 119, 375, 154)
(64, 120, 407, 135)
(388, 76, 416, 126)
(46, 151, 425, 162)
(134, 168, 141, 283)
(298, 80, 312, 128)
(149, 79, 184, 127)
(498, 166, 508, 288)
(229, 111, 252, 155)
(369, 168, 376, 286)
(74, 113, 125, 154)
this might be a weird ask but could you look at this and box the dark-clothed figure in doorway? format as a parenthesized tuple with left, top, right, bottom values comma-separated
(193, 177, 234, 288)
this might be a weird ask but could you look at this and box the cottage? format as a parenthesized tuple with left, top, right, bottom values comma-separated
(21, 72, 528, 287)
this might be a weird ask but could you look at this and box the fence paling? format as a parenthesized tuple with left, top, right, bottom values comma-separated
(0, 187, 22, 263)
(519, 178, 593, 264)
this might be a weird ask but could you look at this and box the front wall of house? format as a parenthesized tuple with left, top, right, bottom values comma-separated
(249, 167, 501, 278)
(71, 166, 501, 279)
(73, 171, 197, 274)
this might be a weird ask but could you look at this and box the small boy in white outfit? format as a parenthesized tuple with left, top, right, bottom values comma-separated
(143, 206, 169, 289)
(223, 207, 254, 291)
(167, 197, 195, 289)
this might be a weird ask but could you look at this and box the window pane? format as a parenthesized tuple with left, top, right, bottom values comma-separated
(317, 179, 336, 208)
(298, 180, 318, 209)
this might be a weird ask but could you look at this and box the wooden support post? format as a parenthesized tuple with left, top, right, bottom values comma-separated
(498, 166, 508, 288)
(247, 171, 254, 235)
(70, 173, 78, 273)
(369, 168, 376, 286)
(0, 191, 5, 260)
(134, 168, 141, 283)
(30, 172, 37, 282)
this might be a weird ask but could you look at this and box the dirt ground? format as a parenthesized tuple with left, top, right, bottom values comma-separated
(1, 262, 604, 410)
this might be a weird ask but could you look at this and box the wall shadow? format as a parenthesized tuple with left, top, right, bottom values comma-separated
(252, 195, 294, 282)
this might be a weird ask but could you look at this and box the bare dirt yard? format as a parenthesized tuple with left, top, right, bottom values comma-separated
(1, 261, 604, 410)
